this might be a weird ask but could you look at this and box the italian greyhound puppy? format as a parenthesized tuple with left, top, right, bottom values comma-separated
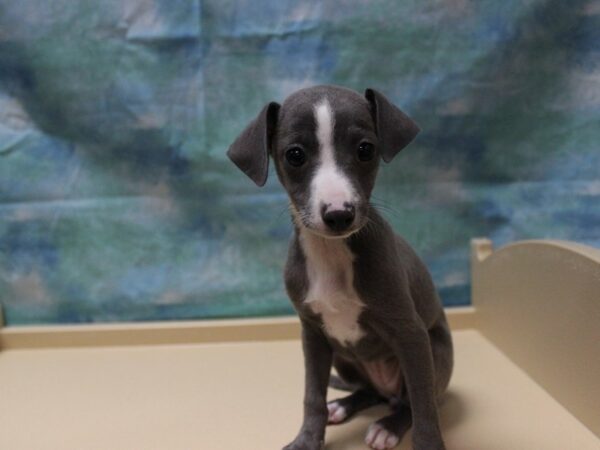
(228, 85, 453, 450)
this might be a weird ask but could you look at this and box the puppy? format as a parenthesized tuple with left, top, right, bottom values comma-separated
(228, 85, 453, 450)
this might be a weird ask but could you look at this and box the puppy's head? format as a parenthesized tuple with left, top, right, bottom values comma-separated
(228, 85, 420, 238)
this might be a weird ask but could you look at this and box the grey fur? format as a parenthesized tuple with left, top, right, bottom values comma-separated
(227, 85, 453, 450)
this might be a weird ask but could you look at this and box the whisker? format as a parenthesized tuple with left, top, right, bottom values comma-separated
(370, 202, 403, 221)
(371, 195, 402, 215)
(356, 215, 377, 238)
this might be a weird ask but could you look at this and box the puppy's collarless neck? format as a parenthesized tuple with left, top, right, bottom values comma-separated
(297, 227, 350, 251)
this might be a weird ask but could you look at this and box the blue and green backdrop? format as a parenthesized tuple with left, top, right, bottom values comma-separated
(0, 0, 598, 324)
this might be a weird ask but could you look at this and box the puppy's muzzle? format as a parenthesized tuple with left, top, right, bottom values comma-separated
(321, 204, 355, 233)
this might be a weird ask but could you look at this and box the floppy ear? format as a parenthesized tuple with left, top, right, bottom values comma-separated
(227, 102, 280, 186)
(365, 88, 420, 163)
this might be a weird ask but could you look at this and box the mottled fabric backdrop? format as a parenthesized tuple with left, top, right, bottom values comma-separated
(0, 1, 598, 324)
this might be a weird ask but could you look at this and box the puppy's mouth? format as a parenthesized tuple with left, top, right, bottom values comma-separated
(304, 224, 363, 239)
(290, 205, 365, 239)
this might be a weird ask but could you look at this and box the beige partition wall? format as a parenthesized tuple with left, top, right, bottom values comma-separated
(471, 239, 600, 437)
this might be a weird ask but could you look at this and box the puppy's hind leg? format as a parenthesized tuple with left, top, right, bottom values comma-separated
(365, 404, 411, 450)
(328, 374, 355, 391)
(327, 388, 385, 424)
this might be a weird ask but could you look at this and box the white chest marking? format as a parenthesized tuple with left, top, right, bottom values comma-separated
(300, 231, 366, 346)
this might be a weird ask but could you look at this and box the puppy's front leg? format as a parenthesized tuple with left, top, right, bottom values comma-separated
(283, 320, 332, 450)
(386, 322, 445, 450)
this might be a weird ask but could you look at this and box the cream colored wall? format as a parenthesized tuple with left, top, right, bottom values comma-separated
(471, 239, 600, 437)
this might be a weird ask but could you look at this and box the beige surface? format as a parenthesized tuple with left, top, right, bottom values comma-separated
(0, 330, 597, 450)
(0, 308, 476, 350)
(472, 239, 600, 436)
(0, 316, 302, 350)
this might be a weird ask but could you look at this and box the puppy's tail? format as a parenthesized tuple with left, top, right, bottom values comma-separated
(329, 374, 355, 392)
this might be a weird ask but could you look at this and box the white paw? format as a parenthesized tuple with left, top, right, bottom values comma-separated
(365, 423, 400, 449)
(327, 401, 347, 424)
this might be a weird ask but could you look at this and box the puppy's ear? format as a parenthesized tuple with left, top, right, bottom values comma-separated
(365, 88, 420, 163)
(227, 102, 280, 186)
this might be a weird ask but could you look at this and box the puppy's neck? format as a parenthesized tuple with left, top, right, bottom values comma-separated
(295, 205, 367, 347)
(297, 226, 349, 256)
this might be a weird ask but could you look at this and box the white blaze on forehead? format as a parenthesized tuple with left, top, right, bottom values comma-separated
(315, 99, 335, 151)
(311, 99, 356, 224)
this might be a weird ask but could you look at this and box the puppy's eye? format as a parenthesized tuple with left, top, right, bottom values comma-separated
(285, 147, 306, 167)
(357, 142, 375, 162)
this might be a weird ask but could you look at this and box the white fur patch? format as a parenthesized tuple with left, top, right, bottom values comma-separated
(365, 422, 400, 449)
(327, 401, 348, 424)
(300, 230, 365, 346)
(311, 99, 356, 228)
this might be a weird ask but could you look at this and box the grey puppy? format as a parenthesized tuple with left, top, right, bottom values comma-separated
(228, 85, 453, 450)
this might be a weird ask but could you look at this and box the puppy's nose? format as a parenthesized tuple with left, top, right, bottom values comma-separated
(322, 207, 355, 233)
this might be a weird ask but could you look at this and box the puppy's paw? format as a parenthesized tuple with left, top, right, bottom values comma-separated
(412, 425, 446, 450)
(327, 400, 348, 424)
(282, 432, 324, 450)
(365, 422, 400, 450)
(412, 436, 446, 450)
(282, 441, 320, 450)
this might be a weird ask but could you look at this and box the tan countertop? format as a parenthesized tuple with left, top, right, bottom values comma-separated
(0, 329, 597, 450)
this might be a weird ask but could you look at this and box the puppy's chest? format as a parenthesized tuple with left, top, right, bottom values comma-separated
(300, 234, 366, 346)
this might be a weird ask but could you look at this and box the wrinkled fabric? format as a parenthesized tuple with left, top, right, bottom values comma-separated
(0, 0, 598, 324)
